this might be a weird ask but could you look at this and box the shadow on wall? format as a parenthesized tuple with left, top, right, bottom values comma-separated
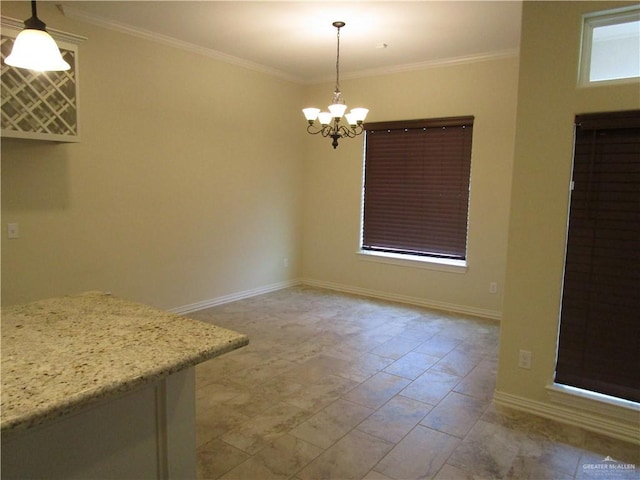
(2, 139, 71, 212)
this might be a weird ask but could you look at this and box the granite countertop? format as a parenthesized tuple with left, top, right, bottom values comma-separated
(1, 292, 248, 434)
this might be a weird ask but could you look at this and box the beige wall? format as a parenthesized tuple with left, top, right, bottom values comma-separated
(301, 56, 520, 318)
(2, 3, 519, 316)
(497, 0, 639, 406)
(3, 0, 638, 439)
(1, 2, 304, 309)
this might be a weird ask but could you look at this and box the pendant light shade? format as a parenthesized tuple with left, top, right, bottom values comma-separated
(4, 1, 70, 72)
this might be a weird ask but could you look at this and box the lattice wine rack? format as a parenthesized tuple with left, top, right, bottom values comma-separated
(1, 18, 85, 142)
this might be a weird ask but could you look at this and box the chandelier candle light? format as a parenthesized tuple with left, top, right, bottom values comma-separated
(302, 21, 368, 149)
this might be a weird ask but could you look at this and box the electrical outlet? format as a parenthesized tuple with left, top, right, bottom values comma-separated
(489, 282, 498, 294)
(518, 349, 532, 369)
(283, 257, 289, 268)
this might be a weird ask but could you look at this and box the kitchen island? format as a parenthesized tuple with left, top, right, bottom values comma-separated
(1, 291, 248, 479)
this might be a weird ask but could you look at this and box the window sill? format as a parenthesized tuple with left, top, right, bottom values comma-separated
(578, 76, 640, 88)
(356, 250, 467, 274)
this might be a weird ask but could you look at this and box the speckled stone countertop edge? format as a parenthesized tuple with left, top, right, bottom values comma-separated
(1, 292, 249, 436)
(1, 336, 249, 435)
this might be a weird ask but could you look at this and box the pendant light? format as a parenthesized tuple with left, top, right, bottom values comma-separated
(5, 0, 70, 72)
(302, 22, 368, 149)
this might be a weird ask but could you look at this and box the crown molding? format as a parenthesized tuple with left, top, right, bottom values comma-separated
(1, 15, 87, 44)
(58, 4, 302, 84)
(326, 49, 520, 85)
(58, 5, 518, 86)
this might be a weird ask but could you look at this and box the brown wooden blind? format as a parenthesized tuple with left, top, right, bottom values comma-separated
(362, 117, 473, 260)
(555, 110, 640, 403)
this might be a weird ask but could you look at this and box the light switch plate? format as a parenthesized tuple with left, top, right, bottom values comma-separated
(7, 223, 19, 239)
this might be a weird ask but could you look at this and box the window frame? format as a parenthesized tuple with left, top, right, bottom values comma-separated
(578, 5, 640, 87)
(358, 116, 474, 270)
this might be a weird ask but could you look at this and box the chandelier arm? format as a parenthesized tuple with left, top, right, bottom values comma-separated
(336, 125, 364, 139)
(306, 125, 338, 138)
(306, 124, 327, 136)
(346, 128, 358, 139)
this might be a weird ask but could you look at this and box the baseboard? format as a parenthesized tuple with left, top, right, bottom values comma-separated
(169, 277, 502, 320)
(493, 390, 640, 445)
(168, 279, 301, 315)
(300, 278, 502, 321)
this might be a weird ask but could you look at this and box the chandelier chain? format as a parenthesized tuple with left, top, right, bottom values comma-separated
(335, 25, 341, 94)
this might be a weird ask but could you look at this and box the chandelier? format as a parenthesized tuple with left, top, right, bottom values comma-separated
(302, 21, 369, 149)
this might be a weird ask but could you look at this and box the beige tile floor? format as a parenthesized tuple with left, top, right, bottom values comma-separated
(189, 286, 639, 480)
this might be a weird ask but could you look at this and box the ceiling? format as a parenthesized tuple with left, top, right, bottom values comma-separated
(58, 1, 523, 84)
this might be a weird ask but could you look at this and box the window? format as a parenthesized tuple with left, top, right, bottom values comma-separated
(361, 116, 473, 263)
(555, 110, 640, 403)
(579, 5, 640, 85)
